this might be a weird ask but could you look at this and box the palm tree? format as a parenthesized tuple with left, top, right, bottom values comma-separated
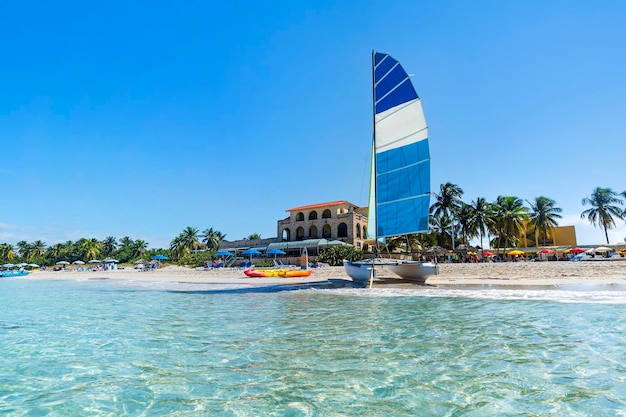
(119, 236, 133, 251)
(581, 187, 624, 244)
(16, 241, 31, 260)
(469, 197, 493, 256)
(31, 240, 47, 263)
(170, 234, 188, 259)
(47, 243, 65, 263)
(102, 236, 117, 257)
(456, 203, 475, 245)
(180, 227, 200, 254)
(527, 196, 562, 246)
(246, 233, 261, 240)
(80, 238, 102, 261)
(201, 228, 226, 252)
(491, 196, 529, 254)
(430, 182, 464, 219)
(430, 214, 453, 248)
(132, 240, 148, 259)
(0, 243, 16, 261)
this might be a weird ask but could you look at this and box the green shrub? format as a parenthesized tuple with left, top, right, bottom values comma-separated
(317, 246, 364, 266)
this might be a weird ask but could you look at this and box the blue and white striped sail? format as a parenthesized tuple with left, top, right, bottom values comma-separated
(368, 51, 431, 239)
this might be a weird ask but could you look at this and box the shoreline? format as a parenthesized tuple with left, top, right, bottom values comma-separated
(16, 261, 626, 289)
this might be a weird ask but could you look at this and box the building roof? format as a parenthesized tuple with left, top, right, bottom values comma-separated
(286, 200, 359, 212)
(267, 239, 349, 250)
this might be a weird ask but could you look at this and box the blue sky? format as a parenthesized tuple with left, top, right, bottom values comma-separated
(1, 0, 625, 249)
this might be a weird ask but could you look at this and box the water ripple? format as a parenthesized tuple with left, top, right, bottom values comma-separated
(1, 280, 625, 415)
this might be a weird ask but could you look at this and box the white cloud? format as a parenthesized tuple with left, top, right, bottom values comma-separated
(0, 223, 89, 246)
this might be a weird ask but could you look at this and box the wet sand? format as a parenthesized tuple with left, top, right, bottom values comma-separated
(20, 261, 626, 289)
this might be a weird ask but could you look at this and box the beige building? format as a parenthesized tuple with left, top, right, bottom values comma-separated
(277, 201, 370, 250)
(219, 201, 370, 261)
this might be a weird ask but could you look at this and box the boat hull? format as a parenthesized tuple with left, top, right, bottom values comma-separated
(343, 259, 438, 284)
(243, 269, 312, 278)
(386, 261, 439, 282)
(1, 270, 29, 278)
(342, 260, 373, 284)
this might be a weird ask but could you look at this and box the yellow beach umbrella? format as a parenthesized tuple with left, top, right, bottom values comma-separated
(508, 250, 524, 256)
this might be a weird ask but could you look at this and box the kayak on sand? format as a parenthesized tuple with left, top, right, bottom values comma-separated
(244, 269, 312, 278)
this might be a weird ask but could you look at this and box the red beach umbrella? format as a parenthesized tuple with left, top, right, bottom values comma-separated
(537, 249, 556, 254)
(481, 250, 495, 257)
(569, 247, 587, 254)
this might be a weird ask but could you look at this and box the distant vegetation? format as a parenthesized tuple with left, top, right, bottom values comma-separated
(1, 186, 625, 266)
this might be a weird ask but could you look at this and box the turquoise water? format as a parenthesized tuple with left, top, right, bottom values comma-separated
(1, 278, 626, 416)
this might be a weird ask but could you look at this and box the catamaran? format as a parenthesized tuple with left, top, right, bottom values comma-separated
(343, 51, 439, 285)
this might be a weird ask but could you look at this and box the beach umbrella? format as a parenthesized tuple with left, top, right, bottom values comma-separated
(72, 260, 85, 264)
(28, 264, 39, 268)
(455, 244, 476, 252)
(481, 251, 495, 257)
(216, 250, 233, 257)
(56, 261, 70, 265)
(425, 246, 447, 255)
(507, 250, 524, 256)
(593, 246, 611, 252)
(537, 249, 555, 254)
(88, 260, 101, 263)
(152, 255, 168, 260)
(267, 249, 286, 259)
(242, 249, 261, 261)
(569, 247, 587, 254)
(104, 259, 119, 263)
(3, 263, 15, 268)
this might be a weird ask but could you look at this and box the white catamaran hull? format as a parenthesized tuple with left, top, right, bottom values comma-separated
(343, 259, 438, 284)
(386, 261, 439, 282)
(342, 260, 373, 284)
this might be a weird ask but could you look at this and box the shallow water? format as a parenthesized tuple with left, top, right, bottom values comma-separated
(1, 278, 626, 416)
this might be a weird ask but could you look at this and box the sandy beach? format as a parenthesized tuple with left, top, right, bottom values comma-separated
(19, 261, 626, 288)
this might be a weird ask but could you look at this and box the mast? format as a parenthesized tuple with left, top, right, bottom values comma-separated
(369, 49, 377, 289)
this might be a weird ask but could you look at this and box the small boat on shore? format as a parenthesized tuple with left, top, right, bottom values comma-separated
(1, 269, 29, 278)
(343, 258, 438, 284)
(244, 269, 312, 278)
(343, 51, 439, 286)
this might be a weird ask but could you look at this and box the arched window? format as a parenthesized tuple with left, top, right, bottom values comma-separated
(296, 212, 304, 221)
(309, 226, 318, 238)
(322, 209, 331, 219)
(322, 224, 331, 238)
(296, 227, 305, 240)
(356, 224, 361, 238)
(282, 229, 291, 241)
(308, 211, 318, 220)
(338, 223, 348, 238)
(363, 226, 367, 237)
